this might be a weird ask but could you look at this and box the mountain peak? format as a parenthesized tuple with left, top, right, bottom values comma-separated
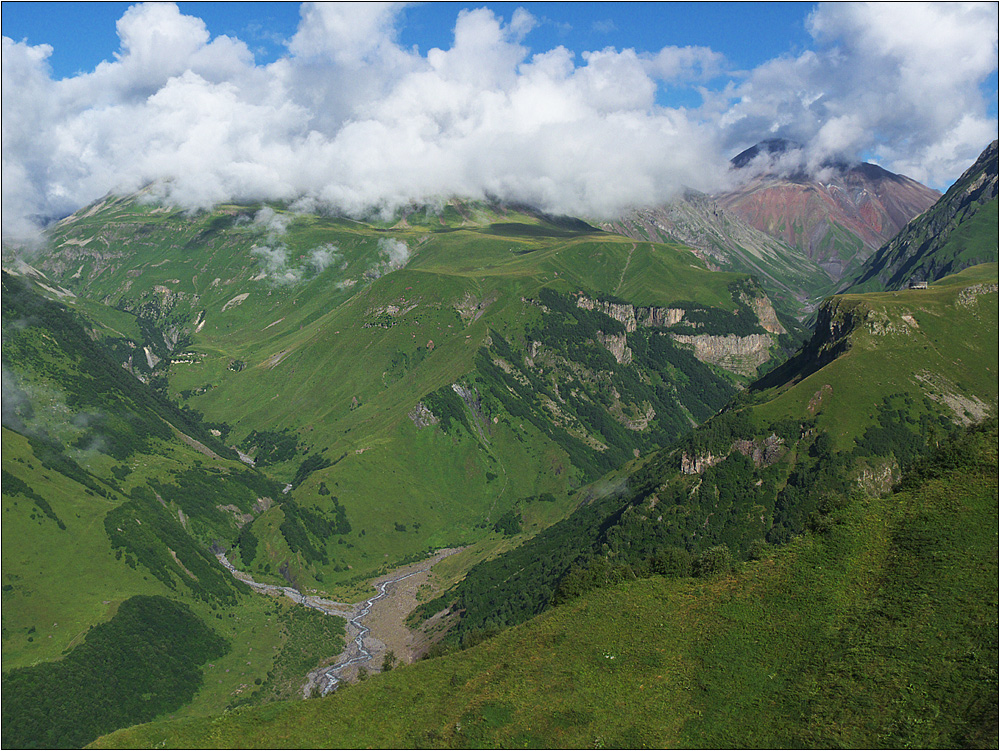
(730, 139, 804, 169)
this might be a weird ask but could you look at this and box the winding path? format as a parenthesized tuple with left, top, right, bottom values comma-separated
(216, 549, 459, 697)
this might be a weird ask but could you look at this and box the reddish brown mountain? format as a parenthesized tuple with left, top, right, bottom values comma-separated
(715, 140, 941, 280)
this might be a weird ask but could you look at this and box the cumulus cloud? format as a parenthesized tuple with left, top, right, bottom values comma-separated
(714, 2, 998, 184)
(1, 1, 996, 241)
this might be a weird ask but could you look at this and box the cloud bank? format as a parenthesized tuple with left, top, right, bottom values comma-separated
(2, 2, 997, 240)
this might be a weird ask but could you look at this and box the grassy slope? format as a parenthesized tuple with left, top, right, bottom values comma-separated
(751, 263, 998, 447)
(36, 197, 782, 596)
(1, 275, 346, 739)
(93, 419, 998, 749)
(1, 427, 345, 719)
(385, 263, 998, 643)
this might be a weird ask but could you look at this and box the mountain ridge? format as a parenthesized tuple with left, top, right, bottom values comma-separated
(839, 140, 999, 293)
(716, 140, 941, 280)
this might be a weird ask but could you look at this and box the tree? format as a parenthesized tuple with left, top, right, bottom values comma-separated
(693, 544, 735, 577)
(381, 650, 397, 672)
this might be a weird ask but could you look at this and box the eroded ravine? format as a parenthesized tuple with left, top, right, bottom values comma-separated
(217, 548, 459, 697)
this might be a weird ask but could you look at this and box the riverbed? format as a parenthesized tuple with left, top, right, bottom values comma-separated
(217, 549, 460, 697)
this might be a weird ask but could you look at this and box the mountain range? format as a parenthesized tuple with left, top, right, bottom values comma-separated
(1, 140, 997, 749)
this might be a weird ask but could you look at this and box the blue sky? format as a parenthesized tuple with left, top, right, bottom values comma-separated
(2, 2, 997, 239)
(3, 2, 813, 84)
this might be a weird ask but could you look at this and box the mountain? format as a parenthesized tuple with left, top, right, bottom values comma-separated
(716, 139, 941, 280)
(23, 192, 804, 595)
(840, 140, 999, 293)
(5, 174, 996, 748)
(92, 264, 999, 749)
(598, 189, 832, 316)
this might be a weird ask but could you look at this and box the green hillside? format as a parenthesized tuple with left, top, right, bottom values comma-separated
(599, 189, 834, 317)
(1, 273, 345, 748)
(402, 264, 997, 642)
(842, 140, 998, 294)
(31, 194, 800, 596)
(93, 417, 998, 749)
(6, 191, 996, 750)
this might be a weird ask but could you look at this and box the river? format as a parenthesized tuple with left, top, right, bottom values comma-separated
(216, 549, 459, 697)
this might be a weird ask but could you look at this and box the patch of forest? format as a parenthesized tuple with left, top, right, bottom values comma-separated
(1, 595, 228, 749)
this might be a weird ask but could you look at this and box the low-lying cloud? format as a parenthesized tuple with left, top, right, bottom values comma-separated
(378, 238, 410, 268)
(2, 2, 996, 241)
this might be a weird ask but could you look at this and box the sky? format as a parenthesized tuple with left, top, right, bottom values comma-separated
(2, 1, 998, 241)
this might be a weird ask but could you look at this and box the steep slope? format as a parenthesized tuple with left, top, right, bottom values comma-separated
(598, 189, 832, 316)
(410, 263, 998, 642)
(1, 272, 345, 748)
(716, 139, 941, 279)
(94, 418, 998, 749)
(840, 140, 999, 293)
(30, 193, 796, 595)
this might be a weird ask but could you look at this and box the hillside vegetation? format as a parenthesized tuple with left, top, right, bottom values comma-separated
(407, 264, 997, 642)
(2, 273, 345, 747)
(28, 195, 799, 596)
(94, 417, 998, 749)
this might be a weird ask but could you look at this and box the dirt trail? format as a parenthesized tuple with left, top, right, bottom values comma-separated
(217, 548, 460, 698)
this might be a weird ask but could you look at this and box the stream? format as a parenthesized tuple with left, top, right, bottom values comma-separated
(216, 549, 457, 697)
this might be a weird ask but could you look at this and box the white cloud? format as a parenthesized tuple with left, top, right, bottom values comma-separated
(308, 243, 340, 273)
(1, 1, 996, 242)
(716, 2, 998, 184)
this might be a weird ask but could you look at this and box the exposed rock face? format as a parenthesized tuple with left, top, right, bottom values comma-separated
(732, 434, 785, 468)
(680, 451, 724, 475)
(596, 331, 632, 365)
(854, 458, 901, 496)
(575, 294, 685, 333)
(670, 333, 774, 377)
(454, 291, 499, 325)
(408, 401, 439, 429)
(639, 306, 686, 328)
(744, 293, 786, 335)
(681, 434, 784, 475)
(575, 290, 782, 377)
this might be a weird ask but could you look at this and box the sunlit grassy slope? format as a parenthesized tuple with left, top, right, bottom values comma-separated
(1, 274, 345, 748)
(35, 195, 796, 596)
(751, 263, 998, 445)
(93, 418, 998, 749)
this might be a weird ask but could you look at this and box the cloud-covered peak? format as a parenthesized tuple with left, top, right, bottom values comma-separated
(2, 1, 996, 242)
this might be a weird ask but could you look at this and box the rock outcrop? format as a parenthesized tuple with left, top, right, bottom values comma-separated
(575, 294, 685, 333)
(669, 333, 774, 377)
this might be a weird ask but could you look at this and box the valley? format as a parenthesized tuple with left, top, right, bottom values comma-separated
(2, 142, 997, 750)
